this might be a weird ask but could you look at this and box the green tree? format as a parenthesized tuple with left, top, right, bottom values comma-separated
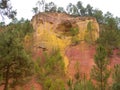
(67, 79, 73, 90)
(112, 64, 120, 90)
(93, 9, 104, 23)
(85, 21, 94, 44)
(66, 3, 78, 16)
(104, 12, 118, 30)
(80, 7, 86, 16)
(0, 0, 16, 19)
(57, 7, 65, 13)
(66, 3, 73, 15)
(86, 4, 93, 16)
(115, 17, 120, 29)
(76, 1, 83, 10)
(91, 45, 110, 90)
(0, 21, 5, 26)
(48, 2, 57, 12)
(11, 18, 18, 24)
(69, 28, 80, 45)
(67, 3, 79, 16)
(0, 29, 34, 90)
(73, 72, 95, 90)
(44, 2, 57, 12)
(73, 79, 95, 90)
(32, 7, 38, 14)
(36, 0, 45, 12)
(35, 49, 65, 90)
(76, 1, 86, 16)
(97, 30, 120, 56)
(67, 62, 95, 90)
(73, 5, 79, 16)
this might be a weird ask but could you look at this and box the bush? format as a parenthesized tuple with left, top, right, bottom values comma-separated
(69, 28, 80, 45)
(71, 36, 80, 45)
(70, 28, 79, 36)
(35, 49, 66, 90)
(112, 83, 120, 90)
(112, 64, 120, 90)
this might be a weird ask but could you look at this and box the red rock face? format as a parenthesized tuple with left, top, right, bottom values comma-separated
(66, 42, 120, 79)
(1, 42, 119, 90)
(33, 48, 45, 61)
(110, 49, 120, 67)
(14, 78, 42, 90)
(66, 42, 96, 79)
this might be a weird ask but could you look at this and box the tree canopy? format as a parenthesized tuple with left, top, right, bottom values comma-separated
(0, 0, 16, 20)
(0, 20, 34, 90)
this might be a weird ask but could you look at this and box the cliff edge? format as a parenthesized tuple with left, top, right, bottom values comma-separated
(31, 12, 99, 77)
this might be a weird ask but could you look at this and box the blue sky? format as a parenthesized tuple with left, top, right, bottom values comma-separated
(3, 0, 120, 23)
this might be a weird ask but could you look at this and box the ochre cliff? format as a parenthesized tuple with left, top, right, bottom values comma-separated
(31, 12, 99, 50)
(31, 12, 99, 74)
(1, 13, 120, 90)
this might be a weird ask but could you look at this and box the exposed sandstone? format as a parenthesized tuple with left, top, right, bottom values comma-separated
(31, 12, 100, 75)
(31, 12, 99, 51)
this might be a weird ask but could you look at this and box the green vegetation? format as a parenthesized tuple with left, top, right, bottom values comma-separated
(67, 74, 95, 90)
(97, 30, 120, 56)
(112, 64, 120, 90)
(69, 28, 80, 45)
(69, 28, 79, 36)
(34, 49, 65, 90)
(85, 21, 94, 44)
(67, 61, 95, 90)
(0, 28, 34, 90)
(0, 19, 34, 90)
(73, 79, 95, 90)
(91, 45, 110, 90)
(0, 0, 16, 19)
(0, 0, 120, 90)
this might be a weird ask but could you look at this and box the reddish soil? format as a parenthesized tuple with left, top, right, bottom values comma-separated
(66, 42, 120, 80)
(33, 48, 45, 61)
(0, 77, 42, 90)
(0, 43, 120, 90)
(66, 42, 96, 79)
(110, 49, 120, 67)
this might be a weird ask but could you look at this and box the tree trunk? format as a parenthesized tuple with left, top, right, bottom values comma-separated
(4, 66, 9, 90)
(100, 64, 103, 90)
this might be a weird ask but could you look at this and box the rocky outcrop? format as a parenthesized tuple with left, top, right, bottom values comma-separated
(31, 12, 99, 51)
(31, 12, 100, 74)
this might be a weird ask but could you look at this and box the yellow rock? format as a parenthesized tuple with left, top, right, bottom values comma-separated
(31, 12, 99, 73)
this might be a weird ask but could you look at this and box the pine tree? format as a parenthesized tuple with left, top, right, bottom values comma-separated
(0, 29, 33, 90)
(35, 49, 65, 90)
(112, 64, 120, 90)
(0, 0, 16, 19)
(91, 45, 110, 90)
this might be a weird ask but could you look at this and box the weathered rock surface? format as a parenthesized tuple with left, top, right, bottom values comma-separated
(31, 12, 100, 75)
(1, 12, 120, 90)
(31, 12, 120, 81)
(31, 12, 99, 51)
